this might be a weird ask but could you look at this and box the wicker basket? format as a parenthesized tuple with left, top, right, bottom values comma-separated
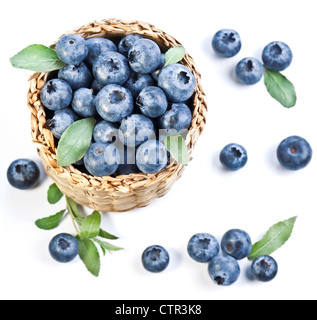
(27, 18, 208, 212)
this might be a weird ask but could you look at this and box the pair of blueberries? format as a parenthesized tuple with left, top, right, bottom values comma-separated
(220, 136, 313, 172)
(212, 29, 293, 85)
(142, 230, 278, 286)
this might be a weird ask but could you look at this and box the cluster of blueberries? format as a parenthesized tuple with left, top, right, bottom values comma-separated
(212, 29, 293, 84)
(142, 230, 278, 286)
(40, 33, 196, 177)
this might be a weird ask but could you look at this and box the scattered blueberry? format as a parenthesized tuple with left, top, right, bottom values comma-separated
(251, 255, 278, 282)
(277, 136, 312, 170)
(136, 140, 168, 174)
(93, 120, 118, 144)
(93, 51, 130, 86)
(212, 29, 242, 58)
(159, 103, 192, 134)
(235, 57, 264, 85)
(49, 233, 79, 263)
(136, 86, 168, 118)
(72, 88, 97, 118)
(262, 41, 293, 71)
(187, 233, 220, 263)
(56, 34, 88, 66)
(142, 245, 170, 273)
(124, 72, 155, 98)
(220, 143, 248, 171)
(58, 63, 93, 91)
(7, 159, 40, 190)
(85, 37, 117, 66)
(158, 64, 196, 102)
(118, 34, 143, 57)
(40, 79, 73, 111)
(208, 254, 241, 286)
(128, 39, 161, 74)
(119, 114, 155, 148)
(221, 229, 252, 260)
(46, 108, 79, 139)
(95, 84, 133, 122)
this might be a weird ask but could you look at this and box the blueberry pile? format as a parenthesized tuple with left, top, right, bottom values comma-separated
(40, 33, 196, 177)
(212, 29, 293, 85)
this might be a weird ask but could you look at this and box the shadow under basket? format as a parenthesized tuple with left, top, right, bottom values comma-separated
(27, 18, 208, 212)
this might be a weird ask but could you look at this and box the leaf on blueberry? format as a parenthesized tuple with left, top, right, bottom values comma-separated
(164, 135, 190, 166)
(248, 216, 297, 261)
(10, 44, 66, 72)
(164, 46, 186, 66)
(264, 69, 297, 108)
(57, 118, 96, 167)
(35, 209, 66, 230)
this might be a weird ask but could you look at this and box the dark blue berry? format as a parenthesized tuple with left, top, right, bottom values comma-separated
(235, 58, 264, 85)
(251, 255, 278, 282)
(212, 29, 241, 58)
(49, 233, 79, 263)
(142, 245, 170, 273)
(220, 143, 248, 171)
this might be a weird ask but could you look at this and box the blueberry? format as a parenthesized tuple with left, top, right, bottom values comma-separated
(142, 245, 170, 273)
(40, 79, 73, 111)
(72, 88, 97, 117)
(116, 145, 140, 176)
(84, 142, 120, 177)
(212, 29, 242, 58)
(158, 64, 196, 102)
(46, 108, 79, 139)
(159, 103, 192, 134)
(128, 39, 161, 74)
(221, 229, 252, 260)
(136, 86, 168, 118)
(251, 255, 278, 282)
(85, 37, 117, 66)
(49, 233, 79, 263)
(95, 84, 133, 122)
(136, 140, 168, 174)
(7, 159, 40, 190)
(262, 41, 293, 71)
(124, 72, 155, 98)
(187, 233, 220, 263)
(220, 143, 248, 171)
(56, 34, 88, 66)
(93, 120, 118, 144)
(235, 58, 264, 85)
(208, 255, 240, 286)
(58, 63, 93, 91)
(277, 136, 312, 170)
(93, 51, 130, 86)
(119, 114, 155, 148)
(118, 34, 143, 57)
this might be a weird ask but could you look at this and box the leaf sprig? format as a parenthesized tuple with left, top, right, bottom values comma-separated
(36, 183, 122, 277)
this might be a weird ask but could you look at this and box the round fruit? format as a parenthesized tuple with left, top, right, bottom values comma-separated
(142, 245, 170, 273)
(219, 143, 248, 171)
(251, 255, 278, 282)
(212, 29, 242, 58)
(49, 233, 79, 263)
(235, 57, 264, 85)
(262, 41, 293, 71)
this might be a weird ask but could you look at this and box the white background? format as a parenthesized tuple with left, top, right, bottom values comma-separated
(0, 0, 316, 301)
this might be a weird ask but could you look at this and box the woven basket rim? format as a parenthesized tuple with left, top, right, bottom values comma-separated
(27, 18, 208, 194)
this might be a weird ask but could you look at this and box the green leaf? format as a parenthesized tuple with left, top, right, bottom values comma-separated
(94, 239, 123, 254)
(164, 46, 186, 66)
(35, 210, 65, 230)
(57, 118, 96, 167)
(99, 228, 119, 240)
(248, 216, 297, 261)
(164, 135, 190, 166)
(10, 44, 66, 72)
(264, 69, 297, 108)
(65, 196, 84, 224)
(76, 237, 100, 277)
(47, 183, 64, 204)
(80, 211, 101, 240)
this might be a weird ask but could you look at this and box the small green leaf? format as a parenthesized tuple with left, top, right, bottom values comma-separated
(98, 228, 119, 240)
(248, 216, 297, 261)
(57, 118, 96, 167)
(164, 135, 190, 166)
(80, 211, 101, 240)
(65, 196, 84, 223)
(264, 69, 297, 108)
(164, 46, 186, 66)
(47, 183, 64, 204)
(76, 237, 100, 277)
(35, 210, 65, 230)
(94, 239, 123, 253)
(10, 44, 66, 72)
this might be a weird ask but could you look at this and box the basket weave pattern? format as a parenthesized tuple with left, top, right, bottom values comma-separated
(27, 19, 208, 212)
